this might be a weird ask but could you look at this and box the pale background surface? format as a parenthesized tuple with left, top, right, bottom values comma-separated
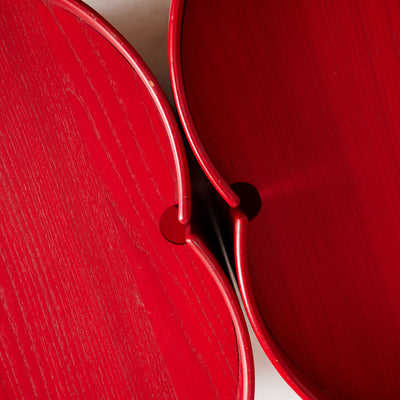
(83, 1, 302, 398)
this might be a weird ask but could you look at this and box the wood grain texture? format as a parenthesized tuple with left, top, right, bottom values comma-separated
(0, 0, 248, 398)
(170, 0, 400, 399)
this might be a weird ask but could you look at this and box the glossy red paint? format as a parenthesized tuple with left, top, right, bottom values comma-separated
(0, 0, 253, 399)
(170, 0, 400, 399)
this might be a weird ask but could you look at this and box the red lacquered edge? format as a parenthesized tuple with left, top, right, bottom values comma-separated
(168, 0, 240, 208)
(187, 226, 255, 400)
(52, 0, 190, 224)
(47, 3, 254, 399)
(169, 1, 336, 397)
(233, 209, 333, 400)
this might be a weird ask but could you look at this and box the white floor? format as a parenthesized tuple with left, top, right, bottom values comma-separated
(83, 1, 302, 398)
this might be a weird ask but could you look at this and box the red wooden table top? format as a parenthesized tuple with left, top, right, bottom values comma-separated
(0, 1, 253, 398)
(170, 0, 400, 399)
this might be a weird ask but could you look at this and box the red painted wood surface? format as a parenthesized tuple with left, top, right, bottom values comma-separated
(170, 1, 400, 399)
(0, 1, 254, 399)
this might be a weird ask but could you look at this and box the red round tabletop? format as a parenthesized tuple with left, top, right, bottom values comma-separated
(0, 1, 253, 398)
(170, 1, 400, 399)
